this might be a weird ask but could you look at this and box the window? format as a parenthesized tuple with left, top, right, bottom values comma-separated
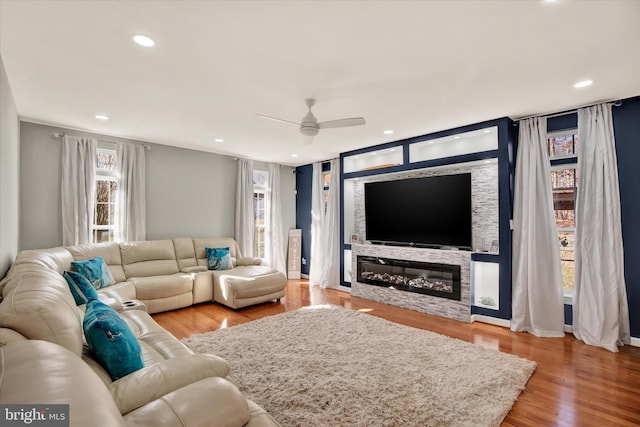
(93, 147, 118, 243)
(323, 170, 331, 214)
(253, 170, 268, 259)
(548, 130, 579, 296)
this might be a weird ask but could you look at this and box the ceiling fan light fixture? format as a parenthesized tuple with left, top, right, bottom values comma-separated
(300, 124, 319, 137)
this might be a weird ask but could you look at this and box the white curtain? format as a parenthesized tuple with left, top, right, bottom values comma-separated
(266, 164, 286, 273)
(573, 104, 630, 352)
(61, 136, 97, 246)
(308, 162, 325, 285)
(320, 159, 340, 289)
(116, 143, 146, 242)
(511, 117, 565, 337)
(235, 159, 255, 257)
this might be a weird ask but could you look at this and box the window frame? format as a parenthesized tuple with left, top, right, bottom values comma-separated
(547, 129, 579, 303)
(93, 145, 118, 243)
(253, 170, 269, 260)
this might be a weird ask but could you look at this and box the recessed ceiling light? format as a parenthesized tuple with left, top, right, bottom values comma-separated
(573, 79, 593, 88)
(132, 34, 155, 47)
(95, 114, 109, 120)
(214, 138, 224, 143)
(291, 154, 299, 158)
(383, 130, 394, 135)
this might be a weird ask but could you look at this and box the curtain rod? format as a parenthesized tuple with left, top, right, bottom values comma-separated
(52, 132, 151, 150)
(513, 99, 622, 123)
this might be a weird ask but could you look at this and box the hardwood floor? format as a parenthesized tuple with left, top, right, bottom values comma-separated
(153, 280, 640, 426)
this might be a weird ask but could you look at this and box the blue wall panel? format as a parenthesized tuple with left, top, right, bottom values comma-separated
(613, 96, 640, 338)
(295, 164, 313, 275)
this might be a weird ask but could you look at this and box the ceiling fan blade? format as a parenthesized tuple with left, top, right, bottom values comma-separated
(255, 114, 300, 126)
(318, 117, 366, 129)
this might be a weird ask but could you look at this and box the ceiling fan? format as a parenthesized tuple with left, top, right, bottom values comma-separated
(257, 98, 366, 144)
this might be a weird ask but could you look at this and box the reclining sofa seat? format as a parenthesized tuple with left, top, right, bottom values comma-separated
(0, 243, 280, 427)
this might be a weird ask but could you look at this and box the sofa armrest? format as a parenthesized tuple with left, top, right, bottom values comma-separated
(236, 257, 263, 266)
(109, 354, 230, 415)
(123, 377, 251, 427)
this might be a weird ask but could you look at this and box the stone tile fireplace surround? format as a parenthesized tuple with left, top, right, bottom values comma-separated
(351, 243, 471, 322)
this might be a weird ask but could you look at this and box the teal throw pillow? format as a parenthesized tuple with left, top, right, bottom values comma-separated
(205, 247, 233, 270)
(83, 300, 144, 380)
(71, 256, 115, 289)
(63, 270, 99, 305)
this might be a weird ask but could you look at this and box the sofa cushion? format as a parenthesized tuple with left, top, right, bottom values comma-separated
(67, 242, 126, 283)
(7, 247, 74, 275)
(83, 301, 144, 380)
(0, 340, 126, 426)
(0, 268, 84, 356)
(63, 270, 99, 305)
(71, 256, 115, 289)
(97, 281, 137, 302)
(214, 266, 286, 299)
(193, 238, 240, 267)
(120, 240, 179, 278)
(173, 238, 198, 271)
(206, 247, 233, 270)
(130, 274, 193, 300)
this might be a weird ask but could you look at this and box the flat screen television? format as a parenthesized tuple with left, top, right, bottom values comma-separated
(364, 173, 472, 250)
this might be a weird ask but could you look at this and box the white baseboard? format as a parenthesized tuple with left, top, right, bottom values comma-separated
(470, 314, 510, 328)
(564, 324, 573, 333)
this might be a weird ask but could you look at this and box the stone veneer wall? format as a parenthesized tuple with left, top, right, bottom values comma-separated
(351, 244, 471, 322)
(350, 162, 499, 252)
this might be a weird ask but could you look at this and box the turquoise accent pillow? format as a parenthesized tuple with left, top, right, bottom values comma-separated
(83, 300, 144, 380)
(205, 247, 233, 270)
(63, 270, 99, 305)
(71, 256, 115, 289)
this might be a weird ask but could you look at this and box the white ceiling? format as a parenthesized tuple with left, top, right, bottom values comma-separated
(1, 1, 639, 166)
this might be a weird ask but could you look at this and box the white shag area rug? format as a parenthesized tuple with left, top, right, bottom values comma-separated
(182, 305, 535, 427)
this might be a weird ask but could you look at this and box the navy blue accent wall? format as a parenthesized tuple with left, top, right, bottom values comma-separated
(612, 96, 640, 338)
(295, 164, 313, 275)
(295, 96, 639, 336)
(547, 113, 578, 132)
(564, 304, 573, 326)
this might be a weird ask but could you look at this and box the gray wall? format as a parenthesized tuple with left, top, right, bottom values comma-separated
(0, 55, 20, 277)
(19, 122, 296, 252)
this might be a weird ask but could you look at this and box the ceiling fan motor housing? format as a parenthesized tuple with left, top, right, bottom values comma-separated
(300, 122, 319, 136)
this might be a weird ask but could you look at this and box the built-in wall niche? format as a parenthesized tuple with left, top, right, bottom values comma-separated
(346, 159, 499, 255)
(472, 261, 499, 310)
(343, 146, 403, 174)
(409, 126, 498, 163)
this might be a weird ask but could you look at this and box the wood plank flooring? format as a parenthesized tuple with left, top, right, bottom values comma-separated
(153, 280, 640, 426)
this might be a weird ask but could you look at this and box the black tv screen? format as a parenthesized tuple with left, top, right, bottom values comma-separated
(364, 174, 472, 249)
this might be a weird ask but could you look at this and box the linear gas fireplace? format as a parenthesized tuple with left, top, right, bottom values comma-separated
(357, 256, 461, 301)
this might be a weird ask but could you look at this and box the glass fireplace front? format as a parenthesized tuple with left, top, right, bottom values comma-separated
(357, 256, 461, 301)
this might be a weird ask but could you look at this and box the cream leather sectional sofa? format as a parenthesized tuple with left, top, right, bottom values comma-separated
(73, 237, 287, 312)
(0, 238, 286, 426)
